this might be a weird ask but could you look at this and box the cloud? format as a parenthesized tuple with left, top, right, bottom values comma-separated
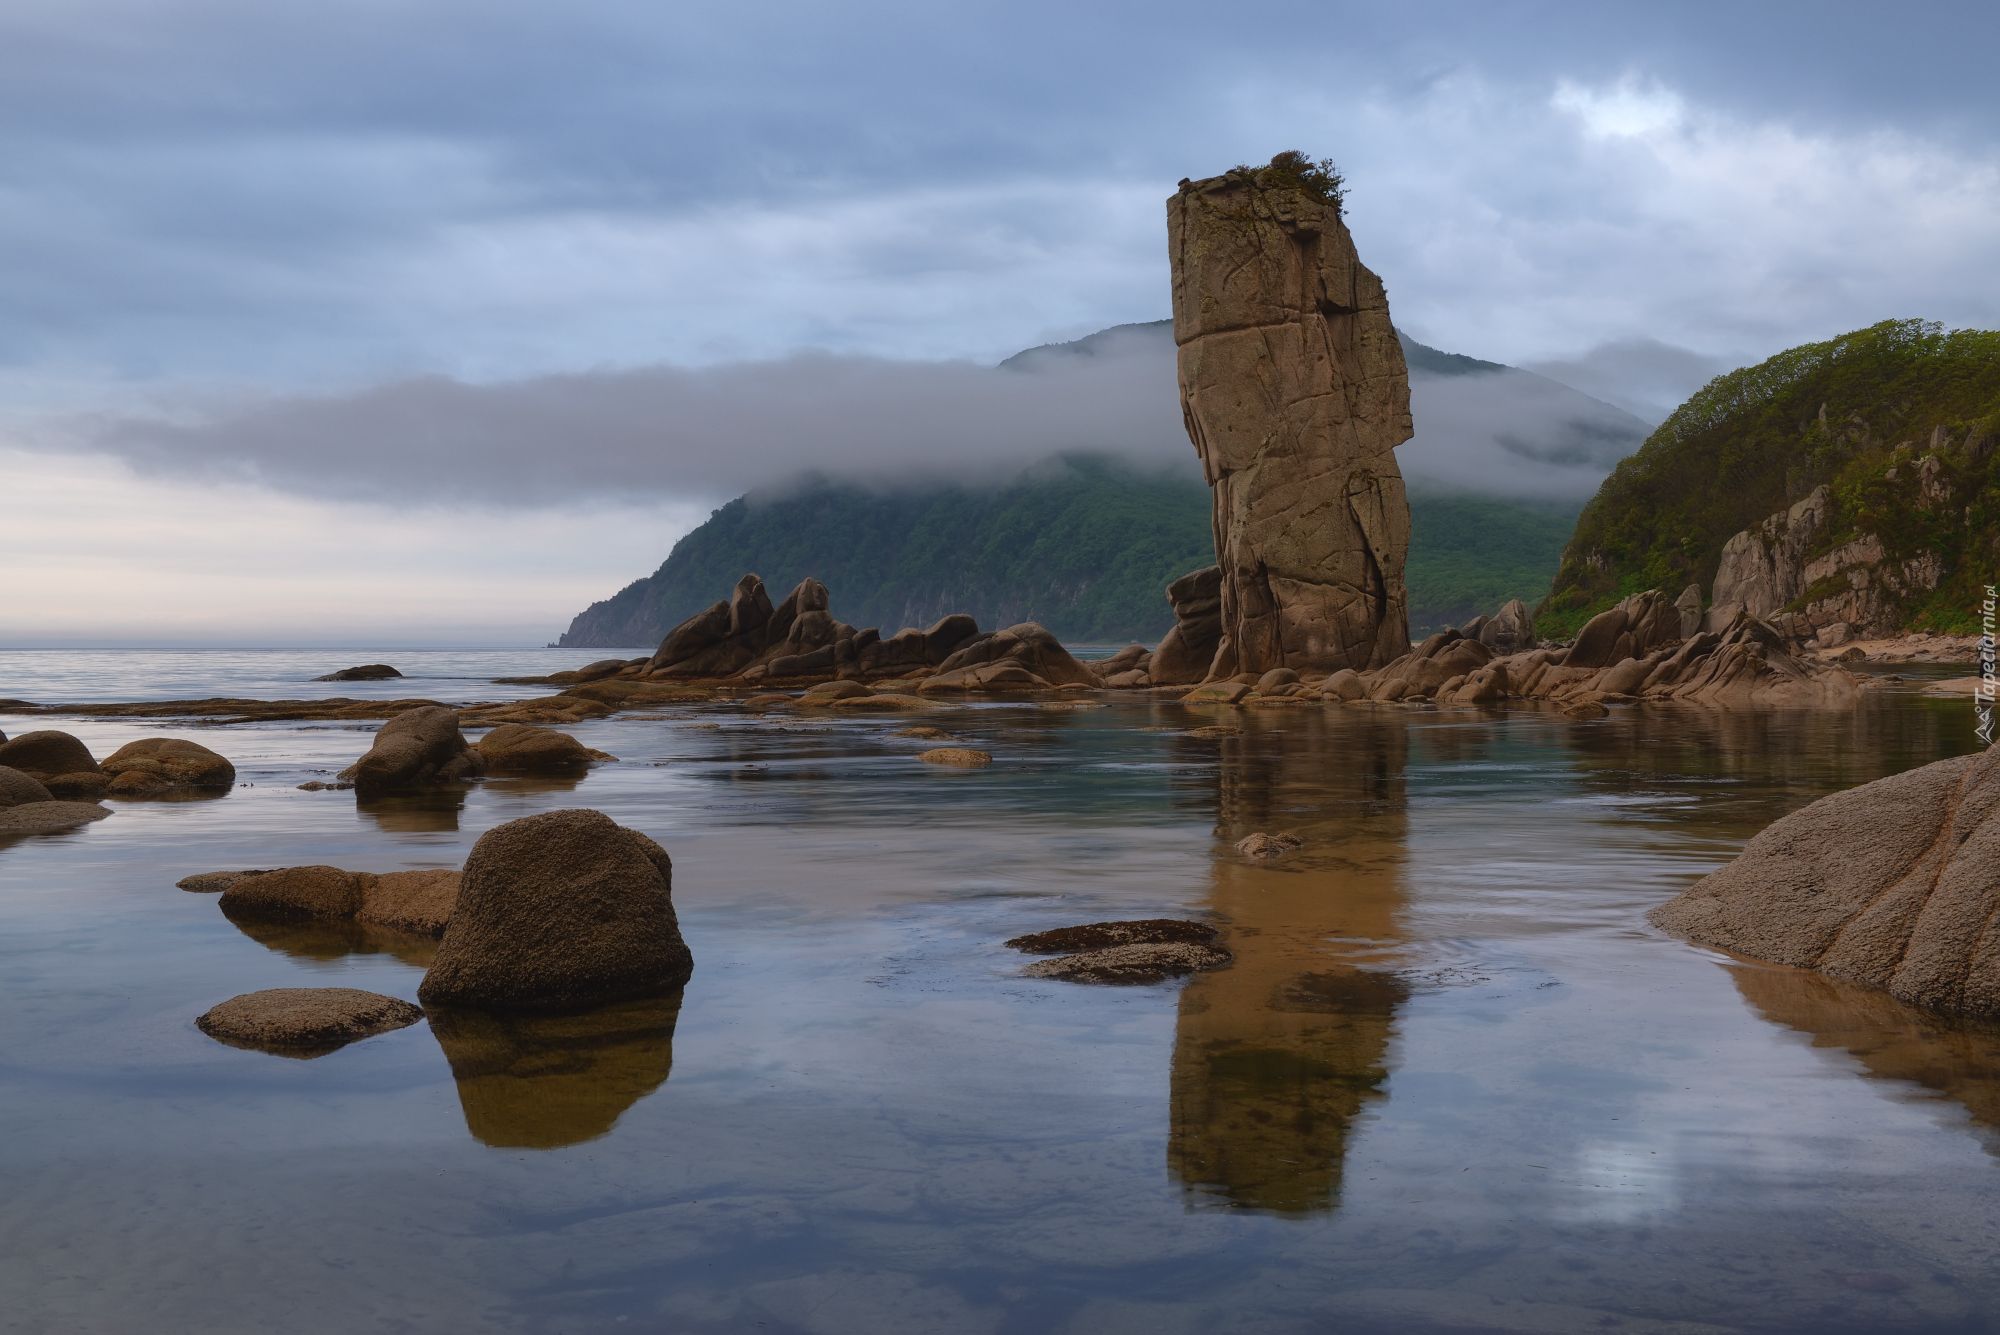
(1521, 339, 1737, 425)
(63, 321, 1643, 509)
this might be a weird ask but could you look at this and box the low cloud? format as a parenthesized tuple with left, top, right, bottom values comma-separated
(68, 320, 1650, 508)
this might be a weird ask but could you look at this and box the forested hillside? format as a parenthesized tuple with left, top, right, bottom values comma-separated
(1538, 319, 2000, 637)
(558, 458, 1577, 646)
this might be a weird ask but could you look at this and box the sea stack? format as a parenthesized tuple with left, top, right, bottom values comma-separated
(1169, 153, 1414, 678)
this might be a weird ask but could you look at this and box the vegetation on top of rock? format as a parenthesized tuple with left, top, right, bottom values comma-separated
(1238, 150, 1347, 216)
(1538, 319, 2000, 637)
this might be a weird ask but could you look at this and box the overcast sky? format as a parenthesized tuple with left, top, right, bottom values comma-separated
(3, 0, 1996, 645)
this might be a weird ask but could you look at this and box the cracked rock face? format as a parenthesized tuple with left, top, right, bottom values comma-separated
(1169, 164, 1414, 679)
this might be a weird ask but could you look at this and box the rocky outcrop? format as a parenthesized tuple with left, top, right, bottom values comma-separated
(1651, 746, 2000, 1016)
(313, 664, 402, 682)
(917, 622, 1098, 691)
(472, 724, 615, 772)
(197, 987, 423, 1056)
(1479, 598, 1536, 655)
(338, 706, 484, 790)
(1169, 156, 1414, 679)
(418, 810, 692, 1012)
(219, 866, 462, 937)
(0, 730, 105, 798)
(99, 738, 235, 793)
(1712, 485, 1833, 618)
(1150, 566, 1225, 684)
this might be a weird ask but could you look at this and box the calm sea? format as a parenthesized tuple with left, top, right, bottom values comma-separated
(0, 649, 1992, 1334)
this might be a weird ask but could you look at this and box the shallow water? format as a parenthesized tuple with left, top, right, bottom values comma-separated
(1, 656, 1995, 1334)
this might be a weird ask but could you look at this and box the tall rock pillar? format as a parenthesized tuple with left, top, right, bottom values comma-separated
(1168, 158, 1414, 678)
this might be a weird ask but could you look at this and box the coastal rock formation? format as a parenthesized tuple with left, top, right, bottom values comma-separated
(1651, 746, 2000, 1016)
(1169, 155, 1415, 679)
(0, 766, 54, 807)
(1150, 566, 1225, 684)
(99, 738, 235, 793)
(196, 987, 423, 1056)
(176, 869, 272, 893)
(219, 865, 462, 938)
(314, 664, 403, 682)
(0, 800, 112, 833)
(1024, 941, 1234, 984)
(1712, 485, 1833, 619)
(1479, 598, 1536, 655)
(472, 724, 615, 772)
(0, 730, 105, 797)
(338, 706, 484, 790)
(418, 810, 692, 1011)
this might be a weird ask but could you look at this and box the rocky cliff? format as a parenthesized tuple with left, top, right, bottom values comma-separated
(1168, 153, 1414, 679)
(1541, 318, 2000, 640)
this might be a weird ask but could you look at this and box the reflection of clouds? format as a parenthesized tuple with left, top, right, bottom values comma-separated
(1556, 1140, 1680, 1223)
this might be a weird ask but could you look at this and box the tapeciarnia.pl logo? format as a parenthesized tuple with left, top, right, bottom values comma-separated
(1979, 585, 1996, 746)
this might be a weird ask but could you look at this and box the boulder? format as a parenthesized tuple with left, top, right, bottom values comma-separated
(1150, 566, 1226, 685)
(99, 738, 235, 792)
(917, 748, 991, 767)
(196, 987, 423, 1056)
(0, 730, 98, 781)
(1321, 668, 1367, 701)
(313, 664, 403, 682)
(1564, 608, 1630, 671)
(1254, 668, 1299, 694)
(418, 809, 692, 1012)
(0, 801, 112, 833)
(1653, 747, 2000, 1015)
(1023, 941, 1234, 984)
(360, 870, 461, 937)
(1180, 681, 1251, 705)
(340, 706, 484, 790)
(221, 866, 366, 919)
(1005, 919, 1220, 954)
(474, 724, 613, 772)
(0, 766, 53, 808)
(1170, 158, 1414, 678)
(892, 726, 958, 740)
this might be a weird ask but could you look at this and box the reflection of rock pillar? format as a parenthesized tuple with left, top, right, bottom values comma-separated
(1168, 716, 1408, 1214)
(1169, 163, 1414, 679)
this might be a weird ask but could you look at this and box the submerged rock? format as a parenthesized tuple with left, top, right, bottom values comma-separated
(1170, 157, 1414, 679)
(891, 726, 957, 740)
(100, 738, 235, 793)
(916, 748, 991, 767)
(196, 987, 422, 1057)
(1235, 831, 1304, 858)
(418, 809, 692, 1012)
(1024, 941, 1234, 984)
(1006, 919, 1220, 954)
(0, 800, 112, 833)
(1652, 746, 2000, 1016)
(339, 706, 484, 790)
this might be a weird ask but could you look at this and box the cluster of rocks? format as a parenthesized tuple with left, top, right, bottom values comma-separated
(1653, 744, 2000, 1017)
(332, 709, 616, 792)
(1171, 587, 1863, 710)
(194, 808, 694, 1057)
(1007, 918, 1232, 984)
(0, 728, 241, 833)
